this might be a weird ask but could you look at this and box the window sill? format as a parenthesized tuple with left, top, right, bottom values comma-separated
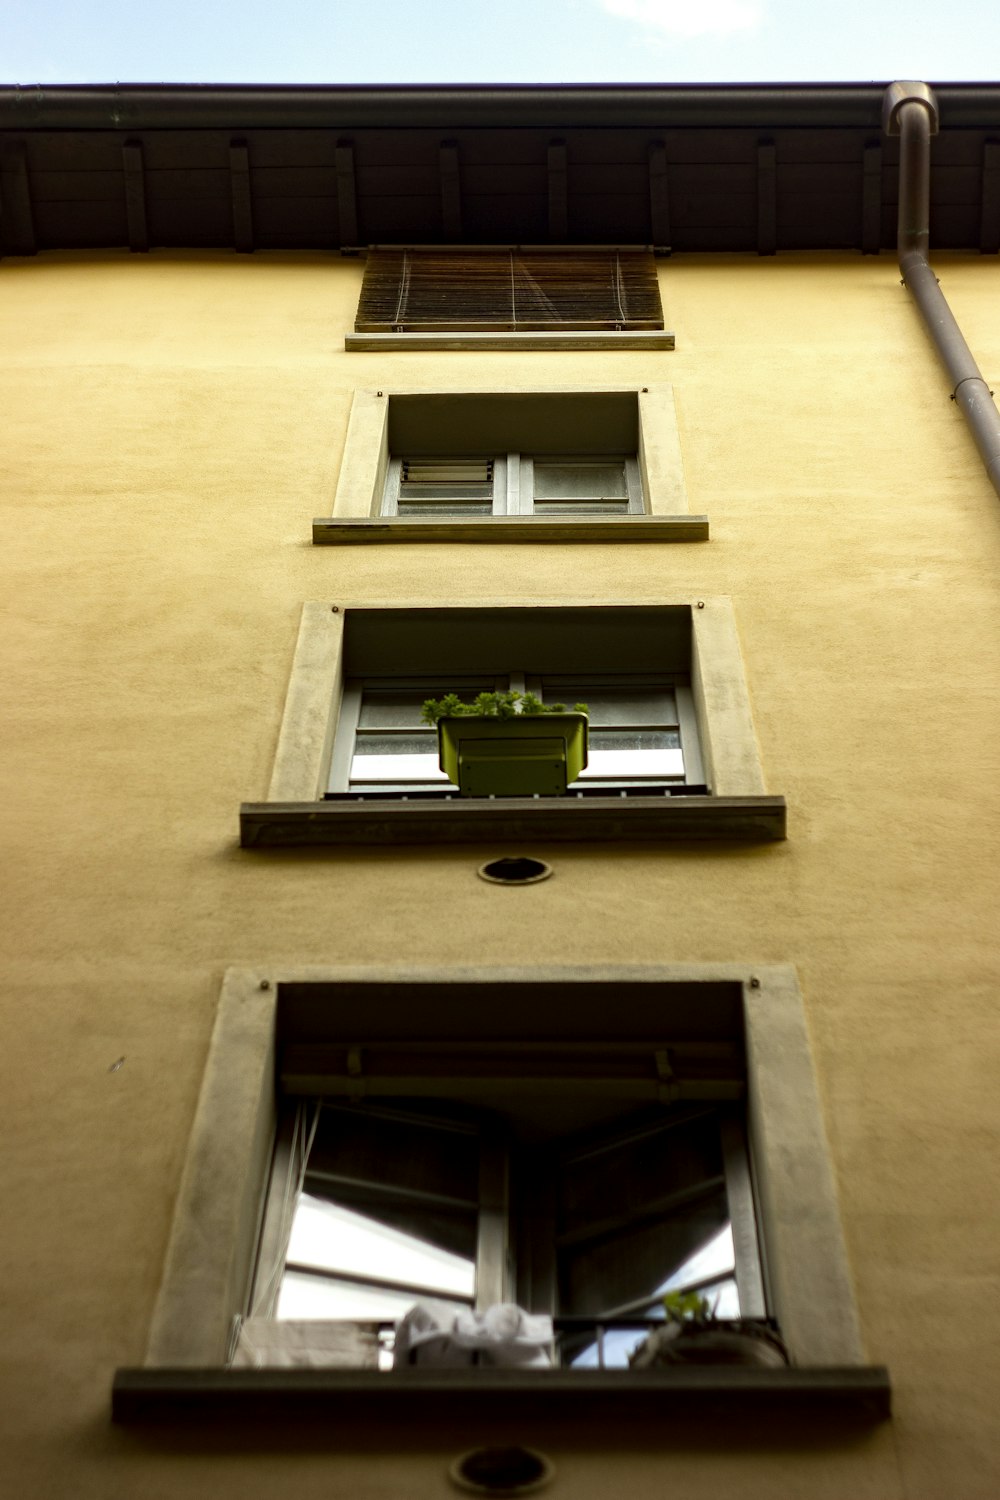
(112, 1364, 890, 1426)
(345, 330, 676, 352)
(312, 515, 709, 545)
(239, 795, 787, 848)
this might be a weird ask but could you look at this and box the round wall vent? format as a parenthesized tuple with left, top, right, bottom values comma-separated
(449, 1445, 554, 1496)
(477, 856, 553, 886)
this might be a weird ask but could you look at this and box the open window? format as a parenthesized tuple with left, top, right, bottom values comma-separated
(313, 386, 707, 545)
(248, 1085, 763, 1372)
(241, 601, 785, 846)
(114, 966, 888, 1423)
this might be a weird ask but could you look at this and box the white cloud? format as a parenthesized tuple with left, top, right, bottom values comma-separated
(600, 0, 764, 39)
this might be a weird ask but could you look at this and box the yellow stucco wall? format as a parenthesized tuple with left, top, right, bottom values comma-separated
(2, 247, 999, 1498)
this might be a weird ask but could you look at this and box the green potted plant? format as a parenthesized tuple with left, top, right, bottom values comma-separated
(627, 1291, 789, 1370)
(421, 690, 588, 798)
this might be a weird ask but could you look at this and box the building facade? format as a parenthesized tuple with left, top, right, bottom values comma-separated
(1, 82, 999, 1499)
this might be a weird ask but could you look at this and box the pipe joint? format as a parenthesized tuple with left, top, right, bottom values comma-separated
(882, 81, 939, 137)
(952, 375, 990, 401)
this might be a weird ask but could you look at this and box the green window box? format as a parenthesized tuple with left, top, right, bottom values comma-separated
(437, 713, 589, 797)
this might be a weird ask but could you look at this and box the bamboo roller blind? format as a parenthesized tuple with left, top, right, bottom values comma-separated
(355, 249, 664, 332)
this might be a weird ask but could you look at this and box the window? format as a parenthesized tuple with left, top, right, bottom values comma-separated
(330, 672, 702, 795)
(250, 1086, 764, 1372)
(116, 966, 887, 1421)
(347, 249, 674, 352)
(383, 454, 643, 517)
(241, 600, 785, 846)
(314, 385, 706, 544)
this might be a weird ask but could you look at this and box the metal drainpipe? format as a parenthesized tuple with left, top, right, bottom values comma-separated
(884, 81, 1000, 498)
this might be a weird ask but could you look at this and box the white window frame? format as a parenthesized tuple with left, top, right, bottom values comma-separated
(329, 669, 704, 795)
(381, 453, 644, 517)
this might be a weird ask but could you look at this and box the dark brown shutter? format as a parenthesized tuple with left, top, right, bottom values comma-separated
(355, 250, 663, 332)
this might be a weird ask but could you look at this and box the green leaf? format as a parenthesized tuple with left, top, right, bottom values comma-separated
(663, 1290, 713, 1323)
(421, 690, 588, 722)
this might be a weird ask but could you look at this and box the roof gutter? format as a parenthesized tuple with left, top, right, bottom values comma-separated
(4, 81, 1000, 132)
(885, 81, 1000, 500)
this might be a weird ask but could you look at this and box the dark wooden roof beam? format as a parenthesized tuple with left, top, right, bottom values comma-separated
(757, 140, 776, 255)
(548, 139, 568, 241)
(1, 141, 36, 255)
(229, 138, 254, 253)
(648, 139, 671, 252)
(335, 138, 358, 247)
(980, 141, 1000, 254)
(122, 138, 148, 253)
(439, 140, 462, 238)
(862, 142, 883, 254)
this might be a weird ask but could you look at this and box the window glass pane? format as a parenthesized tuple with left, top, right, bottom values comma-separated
(559, 1192, 731, 1317)
(354, 733, 437, 756)
(351, 733, 447, 785)
(659, 1223, 736, 1298)
(350, 753, 449, 784)
(286, 1192, 477, 1298)
(276, 1103, 480, 1323)
(277, 1270, 470, 1323)
(540, 684, 677, 727)
(398, 499, 494, 515)
(576, 731, 684, 782)
(587, 729, 680, 753)
(307, 1103, 481, 1217)
(533, 462, 627, 499)
(556, 1109, 731, 1319)
(536, 683, 684, 783)
(532, 499, 630, 515)
(358, 687, 493, 729)
(352, 683, 499, 785)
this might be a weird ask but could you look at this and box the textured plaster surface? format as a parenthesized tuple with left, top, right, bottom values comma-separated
(2, 248, 999, 1497)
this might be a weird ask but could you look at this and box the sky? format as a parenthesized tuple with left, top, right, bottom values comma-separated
(2, 0, 998, 86)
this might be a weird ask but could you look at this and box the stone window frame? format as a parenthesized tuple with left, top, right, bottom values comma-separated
(311, 385, 708, 546)
(112, 964, 888, 1423)
(238, 597, 786, 848)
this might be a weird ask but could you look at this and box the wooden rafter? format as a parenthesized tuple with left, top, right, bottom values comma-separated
(439, 140, 462, 238)
(122, 139, 148, 253)
(1, 141, 36, 255)
(229, 138, 254, 253)
(862, 142, 883, 255)
(648, 140, 671, 252)
(548, 139, 568, 241)
(980, 141, 1000, 255)
(756, 140, 776, 256)
(335, 139, 359, 247)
